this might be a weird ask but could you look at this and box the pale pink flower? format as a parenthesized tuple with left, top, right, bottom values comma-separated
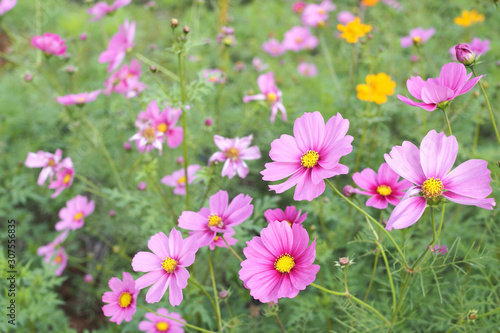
(31, 33, 67, 56)
(56, 90, 101, 106)
(297, 62, 318, 77)
(37, 230, 69, 263)
(0, 0, 16, 15)
(25, 149, 63, 185)
(161, 165, 202, 195)
(102, 272, 139, 325)
(48, 157, 74, 198)
(51, 247, 68, 276)
(99, 19, 135, 72)
(104, 59, 146, 98)
(264, 206, 307, 226)
(55, 195, 95, 231)
(400, 27, 435, 48)
(208, 134, 261, 179)
(87, 0, 131, 21)
(202, 69, 226, 84)
(337, 11, 356, 25)
(282, 26, 319, 52)
(139, 308, 185, 333)
(243, 72, 287, 123)
(262, 38, 286, 57)
(301, 0, 336, 27)
(252, 57, 268, 71)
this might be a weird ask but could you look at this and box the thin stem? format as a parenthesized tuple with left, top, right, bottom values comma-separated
(411, 208, 436, 270)
(222, 235, 243, 262)
(476, 305, 500, 319)
(319, 30, 342, 102)
(275, 314, 286, 333)
(74, 174, 99, 190)
(378, 243, 397, 312)
(35, 0, 41, 67)
(138, 304, 217, 333)
(207, 250, 222, 332)
(188, 277, 216, 310)
(178, 52, 190, 210)
(150, 176, 177, 220)
(363, 250, 379, 301)
(441, 108, 453, 136)
(472, 122, 480, 155)
(134, 52, 180, 81)
(343, 267, 349, 297)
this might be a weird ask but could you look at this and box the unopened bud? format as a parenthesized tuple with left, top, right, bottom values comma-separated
(473, 91, 480, 98)
(343, 185, 355, 197)
(80, 33, 87, 41)
(171, 18, 178, 28)
(219, 290, 228, 299)
(24, 73, 33, 82)
(176, 156, 184, 164)
(113, 245, 120, 253)
(123, 141, 132, 150)
(137, 182, 147, 191)
(205, 117, 213, 126)
(367, 34, 373, 40)
(183, 26, 190, 34)
(339, 257, 349, 266)
(109, 210, 116, 217)
(468, 310, 478, 321)
(150, 65, 157, 73)
(455, 44, 476, 66)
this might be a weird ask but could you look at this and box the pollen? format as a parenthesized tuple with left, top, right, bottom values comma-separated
(421, 177, 444, 199)
(143, 126, 156, 141)
(226, 147, 240, 161)
(48, 159, 55, 167)
(118, 292, 132, 308)
(63, 173, 72, 184)
(157, 123, 168, 133)
(162, 257, 178, 273)
(177, 176, 186, 184)
(156, 322, 169, 331)
(74, 212, 84, 220)
(214, 235, 220, 241)
(266, 92, 277, 103)
(275, 254, 295, 273)
(412, 36, 422, 45)
(208, 214, 223, 228)
(301, 150, 320, 168)
(55, 254, 63, 263)
(376, 185, 392, 196)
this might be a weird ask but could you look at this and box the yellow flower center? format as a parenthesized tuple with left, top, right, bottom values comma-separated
(226, 147, 240, 161)
(76, 97, 85, 103)
(55, 254, 62, 263)
(63, 173, 72, 184)
(143, 126, 156, 141)
(295, 37, 302, 43)
(74, 212, 84, 220)
(275, 254, 295, 273)
(118, 292, 132, 308)
(214, 235, 220, 241)
(208, 76, 218, 82)
(162, 257, 178, 273)
(177, 176, 186, 184)
(421, 177, 444, 199)
(376, 185, 392, 196)
(156, 322, 169, 331)
(48, 159, 55, 167)
(301, 150, 320, 168)
(317, 21, 325, 28)
(157, 123, 168, 133)
(284, 220, 292, 227)
(266, 92, 277, 103)
(412, 36, 422, 45)
(208, 214, 223, 228)
(318, 8, 325, 14)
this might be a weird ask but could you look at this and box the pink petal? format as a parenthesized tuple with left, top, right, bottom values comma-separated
(366, 195, 389, 209)
(353, 167, 378, 191)
(210, 190, 228, 215)
(457, 75, 483, 96)
(261, 162, 301, 181)
(269, 134, 302, 163)
(384, 141, 426, 185)
(385, 196, 427, 231)
(166, 127, 183, 148)
(148, 232, 169, 259)
(293, 111, 325, 152)
(294, 171, 325, 201)
(442, 159, 492, 199)
(442, 192, 495, 210)
(420, 85, 454, 104)
(145, 274, 170, 303)
(135, 270, 165, 290)
(268, 168, 306, 194)
(419, 130, 458, 179)
(398, 95, 437, 111)
(439, 62, 467, 92)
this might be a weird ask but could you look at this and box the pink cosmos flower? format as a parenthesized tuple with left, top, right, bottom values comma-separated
(104, 59, 146, 98)
(398, 62, 483, 111)
(449, 38, 490, 61)
(51, 247, 68, 276)
(25, 149, 63, 185)
(282, 26, 319, 52)
(301, 0, 336, 27)
(243, 72, 287, 123)
(37, 230, 69, 263)
(178, 190, 253, 248)
(252, 57, 268, 72)
(55, 195, 95, 231)
(99, 19, 135, 72)
(297, 62, 318, 77)
(208, 134, 261, 179)
(261, 111, 353, 201)
(264, 206, 307, 226)
(217, 26, 236, 46)
(352, 163, 413, 209)
(239, 221, 320, 303)
(431, 244, 448, 255)
(382, 0, 403, 11)
(139, 308, 185, 333)
(102, 272, 139, 325)
(161, 164, 202, 195)
(400, 27, 435, 48)
(262, 38, 285, 57)
(384, 130, 495, 231)
(292, 1, 306, 14)
(138, 182, 147, 191)
(337, 11, 356, 25)
(31, 33, 67, 56)
(207, 229, 238, 251)
(202, 69, 226, 84)
(56, 90, 101, 106)
(87, 0, 131, 21)
(0, 0, 16, 15)
(131, 229, 199, 305)
(48, 157, 74, 198)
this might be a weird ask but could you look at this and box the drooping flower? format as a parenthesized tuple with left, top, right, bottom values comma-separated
(262, 39, 286, 57)
(454, 9, 484, 27)
(356, 73, 396, 104)
(449, 38, 490, 62)
(384, 130, 495, 230)
(243, 72, 287, 123)
(264, 206, 307, 227)
(217, 26, 236, 47)
(282, 26, 319, 52)
(301, 0, 336, 28)
(397, 62, 483, 111)
(337, 18, 372, 43)
(48, 157, 74, 198)
(352, 163, 413, 209)
(98, 19, 135, 72)
(102, 272, 139, 325)
(138, 308, 185, 333)
(261, 111, 353, 201)
(87, 0, 131, 21)
(239, 221, 320, 303)
(202, 69, 226, 84)
(208, 134, 261, 179)
(104, 59, 146, 98)
(25, 149, 63, 185)
(400, 27, 435, 48)
(56, 90, 101, 106)
(131, 229, 199, 305)
(161, 165, 202, 195)
(178, 190, 253, 247)
(0, 0, 16, 15)
(37, 230, 69, 263)
(337, 11, 355, 25)
(252, 57, 268, 72)
(297, 62, 318, 77)
(31, 33, 67, 56)
(55, 195, 95, 231)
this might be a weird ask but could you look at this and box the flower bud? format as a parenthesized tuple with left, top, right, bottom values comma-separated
(343, 185, 355, 197)
(183, 26, 190, 34)
(80, 33, 87, 41)
(123, 141, 132, 150)
(339, 257, 350, 266)
(84, 274, 94, 283)
(218, 290, 228, 299)
(205, 117, 213, 126)
(292, 1, 306, 14)
(171, 18, 178, 28)
(109, 210, 116, 217)
(24, 73, 33, 82)
(137, 182, 147, 191)
(176, 156, 184, 164)
(455, 44, 476, 66)
(150, 65, 157, 73)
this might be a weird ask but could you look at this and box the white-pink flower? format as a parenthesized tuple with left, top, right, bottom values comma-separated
(87, 0, 131, 21)
(99, 19, 135, 72)
(262, 39, 285, 57)
(56, 90, 101, 106)
(25, 149, 63, 185)
(161, 165, 202, 196)
(243, 72, 287, 123)
(301, 0, 336, 27)
(297, 62, 318, 77)
(55, 195, 95, 231)
(282, 26, 319, 52)
(0, 0, 16, 15)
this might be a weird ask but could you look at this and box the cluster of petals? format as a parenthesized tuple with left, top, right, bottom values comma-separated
(356, 73, 396, 104)
(454, 9, 484, 27)
(132, 229, 198, 306)
(449, 38, 490, 61)
(104, 59, 146, 98)
(264, 206, 307, 226)
(161, 164, 201, 195)
(0, 0, 16, 15)
(31, 33, 67, 56)
(239, 221, 319, 303)
(202, 69, 226, 84)
(384, 130, 495, 230)
(261, 111, 353, 201)
(297, 62, 318, 77)
(208, 134, 261, 179)
(56, 90, 101, 106)
(87, 0, 131, 21)
(282, 26, 319, 52)
(139, 308, 185, 333)
(37, 230, 69, 265)
(178, 190, 253, 248)
(337, 18, 372, 43)
(352, 163, 412, 209)
(262, 38, 286, 57)
(99, 19, 135, 72)
(400, 27, 435, 48)
(301, 0, 336, 27)
(243, 72, 287, 123)
(102, 272, 139, 325)
(55, 195, 95, 231)
(47, 156, 75, 198)
(398, 62, 483, 111)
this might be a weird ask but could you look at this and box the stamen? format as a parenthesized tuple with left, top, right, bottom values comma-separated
(208, 214, 223, 228)
(118, 292, 132, 308)
(421, 177, 444, 199)
(275, 254, 295, 273)
(301, 150, 320, 168)
(376, 185, 392, 196)
(162, 257, 178, 273)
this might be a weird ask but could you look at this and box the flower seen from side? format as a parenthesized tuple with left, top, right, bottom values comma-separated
(297, 62, 318, 77)
(48, 157, 74, 198)
(31, 33, 67, 56)
(400, 27, 435, 48)
(104, 59, 146, 98)
(56, 90, 101, 106)
(87, 0, 131, 21)
(282, 26, 319, 51)
(264, 206, 307, 227)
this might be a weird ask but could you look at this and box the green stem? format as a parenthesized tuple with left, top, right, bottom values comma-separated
(207, 250, 222, 332)
(135, 52, 180, 81)
(150, 175, 177, 220)
(35, 0, 41, 67)
(178, 52, 190, 210)
(343, 266, 349, 297)
(188, 277, 216, 310)
(476, 305, 500, 319)
(319, 30, 342, 102)
(363, 250, 379, 301)
(74, 174, 99, 190)
(411, 208, 436, 270)
(222, 235, 244, 262)
(138, 304, 217, 333)
(275, 314, 286, 333)
(441, 108, 453, 136)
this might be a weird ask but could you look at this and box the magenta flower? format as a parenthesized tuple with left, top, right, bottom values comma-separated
(384, 130, 495, 230)
(431, 244, 448, 255)
(262, 38, 285, 57)
(161, 164, 202, 196)
(261, 111, 353, 201)
(56, 90, 101, 106)
(202, 69, 226, 84)
(87, 0, 131, 21)
(243, 72, 287, 123)
(31, 33, 67, 56)
(297, 62, 318, 77)
(99, 19, 135, 72)
(400, 27, 435, 48)
(282, 26, 319, 52)
(252, 57, 268, 72)
(25, 149, 63, 185)
(51, 247, 68, 276)
(207, 229, 238, 251)
(208, 134, 261, 179)
(102, 272, 139, 325)
(239, 221, 320, 303)
(337, 11, 355, 25)
(48, 157, 74, 198)
(398, 62, 483, 111)
(104, 59, 146, 98)
(55, 195, 95, 231)
(178, 190, 253, 247)
(301, 0, 336, 27)
(37, 230, 69, 262)
(131, 229, 198, 305)
(139, 308, 185, 333)
(449, 38, 490, 61)
(292, 1, 306, 14)
(264, 206, 307, 226)
(352, 163, 413, 209)
(0, 0, 16, 15)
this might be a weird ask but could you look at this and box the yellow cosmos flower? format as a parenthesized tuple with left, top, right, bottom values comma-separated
(362, 0, 379, 7)
(337, 18, 372, 44)
(454, 9, 485, 27)
(356, 73, 396, 105)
